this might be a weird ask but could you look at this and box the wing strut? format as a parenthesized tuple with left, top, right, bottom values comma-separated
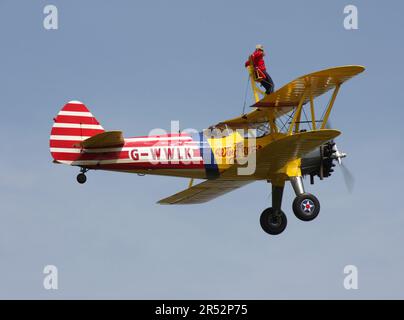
(310, 93, 316, 130)
(288, 91, 307, 135)
(320, 84, 341, 129)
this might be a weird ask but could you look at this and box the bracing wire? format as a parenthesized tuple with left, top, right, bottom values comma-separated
(241, 75, 250, 115)
(302, 106, 312, 131)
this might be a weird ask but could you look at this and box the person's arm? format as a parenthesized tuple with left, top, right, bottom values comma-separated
(245, 55, 251, 67)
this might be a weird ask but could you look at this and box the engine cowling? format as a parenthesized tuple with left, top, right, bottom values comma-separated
(301, 141, 337, 183)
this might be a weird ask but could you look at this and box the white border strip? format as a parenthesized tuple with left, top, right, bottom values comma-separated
(58, 111, 93, 117)
(57, 159, 134, 165)
(50, 145, 199, 154)
(51, 147, 131, 153)
(50, 148, 82, 153)
(57, 158, 203, 166)
(53, 123, 104, 130)
(125, 137, 192, 142)
(50, 135, 90, 141)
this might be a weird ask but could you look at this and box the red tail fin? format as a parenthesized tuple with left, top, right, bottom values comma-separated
(50, 101, 105, 164)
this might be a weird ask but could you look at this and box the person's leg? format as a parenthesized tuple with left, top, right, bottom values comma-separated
(266, 72, 275, 94)
(261, 71, 274, 94)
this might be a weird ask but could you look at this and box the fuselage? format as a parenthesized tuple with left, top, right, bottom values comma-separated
(52, 131, 282, 180)
(49, 100, 283, 180)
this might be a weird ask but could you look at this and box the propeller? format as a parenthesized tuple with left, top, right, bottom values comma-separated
(326, 121, 355, 193)
(332, 143, 346, 165)
(340, 163, 355, 193)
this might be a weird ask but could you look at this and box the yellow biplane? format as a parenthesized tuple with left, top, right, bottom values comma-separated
(50, 65, 364, 236)
(157, 65, 365, 235)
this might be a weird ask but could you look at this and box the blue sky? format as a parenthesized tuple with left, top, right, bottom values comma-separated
(0, 0, 403, 299)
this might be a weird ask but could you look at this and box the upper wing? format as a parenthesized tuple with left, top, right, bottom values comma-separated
(252, 65, 365, 108)
(158, 179, 252, 204)
(215, 65, 365, 129)
(81, 131, 124, 149)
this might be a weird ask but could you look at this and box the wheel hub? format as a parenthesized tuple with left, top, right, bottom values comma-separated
(269, 215, 281, 227)
(301, 199, 315, 213)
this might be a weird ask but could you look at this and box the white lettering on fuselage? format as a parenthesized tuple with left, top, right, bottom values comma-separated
(129, 147, 202, 164)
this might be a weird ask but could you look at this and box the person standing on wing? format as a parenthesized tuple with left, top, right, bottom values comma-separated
(245, 44, 275, 95)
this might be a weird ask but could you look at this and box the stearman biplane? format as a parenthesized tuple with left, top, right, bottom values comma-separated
(50, 65, 365, 235)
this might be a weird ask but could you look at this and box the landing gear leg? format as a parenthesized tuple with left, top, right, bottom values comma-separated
(260, 183, 287, 235)
(272, 184, 284, 213)
(76, 167, 88, 184)
(290, 176, 320, 221)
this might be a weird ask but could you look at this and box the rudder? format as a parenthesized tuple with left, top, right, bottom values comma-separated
(50, 101, 105, 164)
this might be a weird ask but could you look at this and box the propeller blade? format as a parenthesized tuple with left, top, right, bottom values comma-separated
(340, 163, 355, 193)
(323, 121, 353, 192)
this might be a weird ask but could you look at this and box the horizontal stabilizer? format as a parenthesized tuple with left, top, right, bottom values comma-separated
(81, 131, 124, 149)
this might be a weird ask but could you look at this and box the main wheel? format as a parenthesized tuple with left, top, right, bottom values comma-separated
(260, 208, 287, 235)
(292, 193, 320, 221)
(76, 173, 87, 184)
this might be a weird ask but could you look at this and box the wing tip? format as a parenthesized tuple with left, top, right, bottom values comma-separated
(157, 200, 170, 205)
(67, 100, 84, 105)
(308, 128, 341, 141)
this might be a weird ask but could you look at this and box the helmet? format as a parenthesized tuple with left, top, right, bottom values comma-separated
(256, 44, 264, 51)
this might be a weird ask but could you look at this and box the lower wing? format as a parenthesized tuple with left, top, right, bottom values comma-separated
(157, 179, 252, 204)
(159, 129, 340, 204)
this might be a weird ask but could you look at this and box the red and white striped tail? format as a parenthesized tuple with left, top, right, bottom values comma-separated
(50, 101, 105, 164)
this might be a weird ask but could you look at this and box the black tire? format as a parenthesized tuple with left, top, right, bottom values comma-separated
(76, 173, 87, 184)
(260, 208, 287, 235)
(292, 193, 320, 221)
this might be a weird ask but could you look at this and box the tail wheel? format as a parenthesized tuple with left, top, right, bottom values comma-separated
(260, 208, 287, 235)
(76, 173, 87, 184)
(292, 193, 320, 221)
